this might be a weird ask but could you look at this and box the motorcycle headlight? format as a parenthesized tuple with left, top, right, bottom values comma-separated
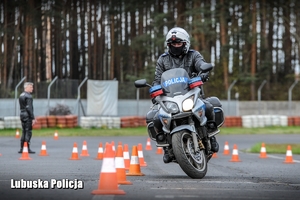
(164, 102, 179, 114)
(182, 96, 194, 111)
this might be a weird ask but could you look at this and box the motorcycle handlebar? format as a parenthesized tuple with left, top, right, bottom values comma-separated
(198, 71, 210, 82)
(192, 72, 209, 82)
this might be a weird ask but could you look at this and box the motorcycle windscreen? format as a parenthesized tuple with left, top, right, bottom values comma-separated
(160, 68, 190, 97)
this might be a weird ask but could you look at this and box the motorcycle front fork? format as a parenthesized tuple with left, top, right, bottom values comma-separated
(187, 117, 201, 153)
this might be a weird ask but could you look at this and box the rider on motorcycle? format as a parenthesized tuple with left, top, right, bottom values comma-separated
(151, 27, 220, 163)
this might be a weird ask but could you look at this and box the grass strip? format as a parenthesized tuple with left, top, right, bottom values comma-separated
(248, 143, 300, 154)
(0, 127, 148, 137)
(1, 126, 299, 137)
(2, 127, 299, 154)
(219, 126, 300, 135)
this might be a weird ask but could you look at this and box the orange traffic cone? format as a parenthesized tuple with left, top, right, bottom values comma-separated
(115, 145, 132, 185)
(212, 153, 218, 158)
(19, 142, 32, 160)
(259, 143, 267, 158)
(223, 141, 230, 155)
(80, 140, 90, 156)
(123, 144, 130, 170)
(156, 147, 163, 154)
(137, 143, 147, 167)
(39, 141, 49, 156)
(95, 142, 104, 160)
(69, 142, 81, 160)
(229, 144, 241, 162)
(91, 143, 126, 195)
(126, 145, 145, 176)
(283, 145, 295, 164)
(145, 138, 152, 150)
(54, 130, 59, 140)
(15, 129, 20, 138)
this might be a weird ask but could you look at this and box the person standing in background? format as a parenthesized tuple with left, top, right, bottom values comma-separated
(18, 82, 36, 154)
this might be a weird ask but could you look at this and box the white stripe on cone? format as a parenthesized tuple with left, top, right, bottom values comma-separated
(41, 145, 46, 150)
(138, 150, 143, 158)
(130, 156, 139, 164)
(232, 149, 238, 155)
(115, 157, 125, 168)
(123, 151, 129, 159)
(101, 158, 116, 173)
(73, 147, 78, 153)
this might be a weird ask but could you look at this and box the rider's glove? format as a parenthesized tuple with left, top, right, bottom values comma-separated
(200, 73, 209, 82)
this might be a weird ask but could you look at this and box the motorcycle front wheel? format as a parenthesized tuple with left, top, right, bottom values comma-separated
(172, 130, 207, 179)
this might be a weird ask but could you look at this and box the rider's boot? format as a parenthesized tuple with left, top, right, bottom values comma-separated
(210, 136, 219, 153)
(163, 147, 173, 163)
(207, 121, 219, 153)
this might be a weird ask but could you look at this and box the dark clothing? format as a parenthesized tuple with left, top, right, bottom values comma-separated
(19, 91, 35, 121)
(19, 91, 35, 151)
(153, 50, 207, 86)
(202, 99, 215, 122)
(152, 50, 215, 124)
(150, 49, 219, 157)
(21, 119, 33, 143)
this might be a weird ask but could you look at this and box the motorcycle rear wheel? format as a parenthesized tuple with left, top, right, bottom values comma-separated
(172, 130, 207, 179)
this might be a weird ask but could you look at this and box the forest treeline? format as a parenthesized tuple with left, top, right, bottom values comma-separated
(1, 0, 300, 100)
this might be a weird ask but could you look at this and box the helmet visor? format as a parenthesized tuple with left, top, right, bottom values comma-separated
(167, 37, 183, 44)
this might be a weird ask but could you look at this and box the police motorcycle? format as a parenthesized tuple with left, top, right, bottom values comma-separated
(134, 63, 224, 179)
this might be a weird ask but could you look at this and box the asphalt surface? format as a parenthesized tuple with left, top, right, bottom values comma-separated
(0, 133, 299, 200)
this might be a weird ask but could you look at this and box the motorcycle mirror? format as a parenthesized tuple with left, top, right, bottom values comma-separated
(134, 79, 148, 88)
(200, 63, 213, 73)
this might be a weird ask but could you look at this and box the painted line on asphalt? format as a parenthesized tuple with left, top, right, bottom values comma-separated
(151, 187, 297, 192)
(247, 152, 300, 163)
(154, 195, 283, 199)
(266, 155, 300, 163)
(155, 194, 200, 198)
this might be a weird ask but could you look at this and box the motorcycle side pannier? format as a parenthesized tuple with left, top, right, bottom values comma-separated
(206, 96, 224, 128)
